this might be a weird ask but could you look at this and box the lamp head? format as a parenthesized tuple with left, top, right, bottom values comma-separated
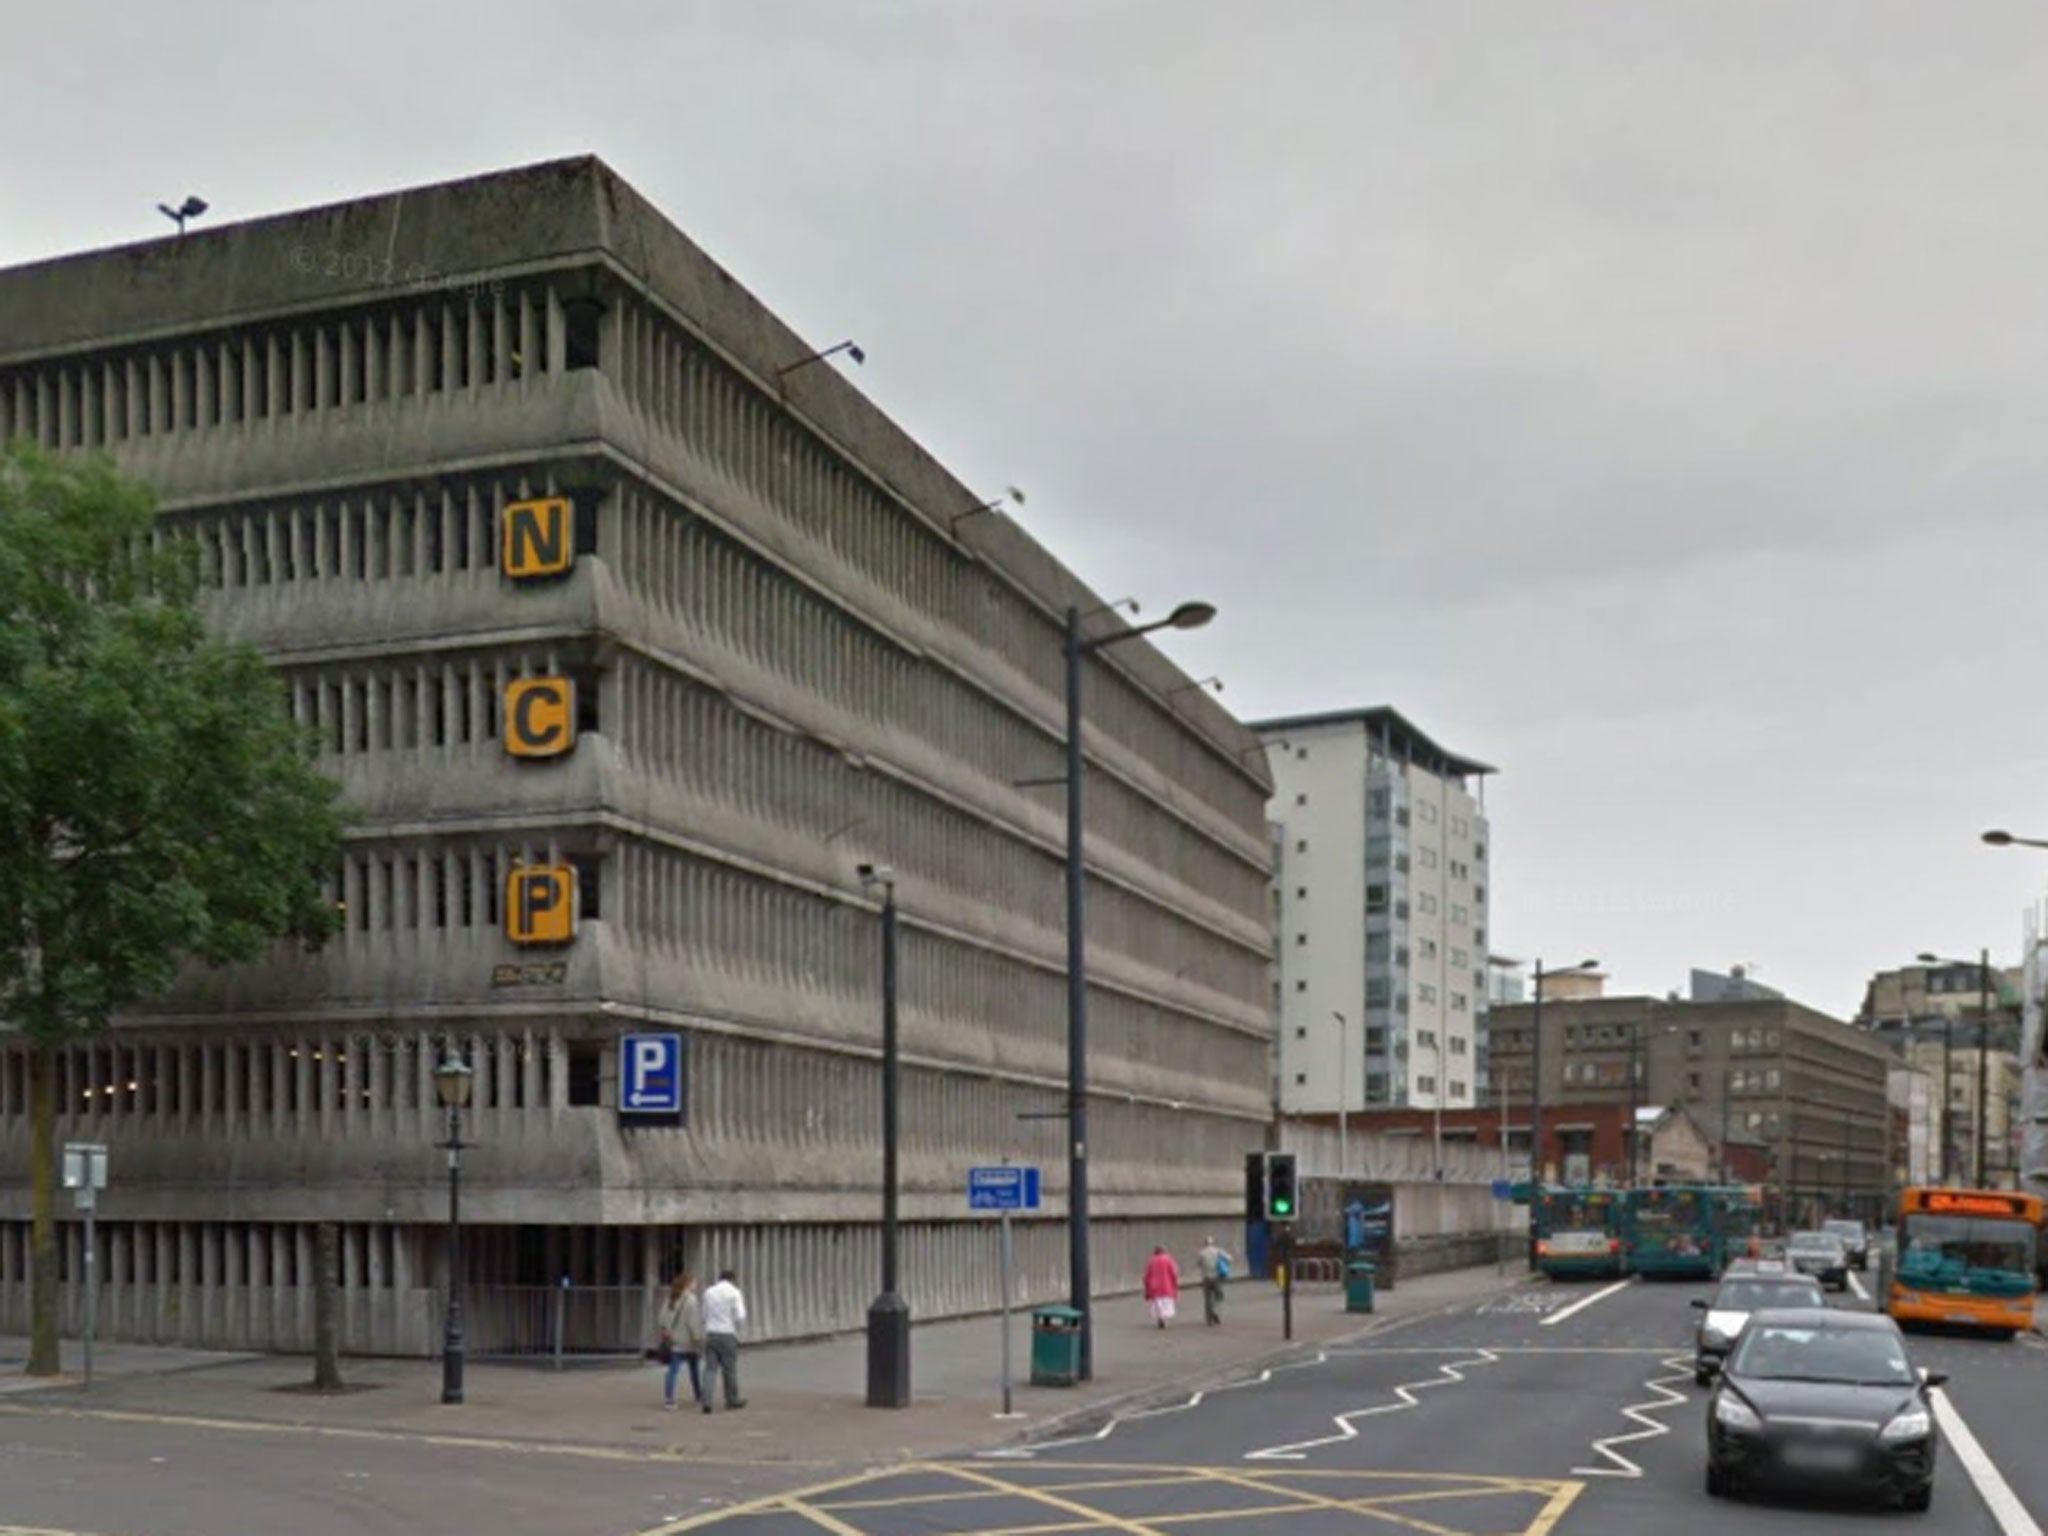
(1916, 952, 1940, 965)
(1165, 601, 1217, 631)
(1982, 829, 2014, 846)
(433, 1051, 475, 1110)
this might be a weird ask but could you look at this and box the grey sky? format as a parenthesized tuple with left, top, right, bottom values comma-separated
(6, 1, 2047, 1017)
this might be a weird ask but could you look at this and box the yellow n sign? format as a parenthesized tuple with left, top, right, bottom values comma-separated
(502, 497, 573, 579)
(507, 864, 577, 945)
(504, 677, 576, 759)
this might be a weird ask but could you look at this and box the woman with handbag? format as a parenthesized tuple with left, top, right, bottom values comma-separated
(654, 1271, 705, 1408)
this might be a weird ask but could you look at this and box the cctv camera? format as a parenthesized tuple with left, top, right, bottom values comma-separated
(856, 862, 894, 884)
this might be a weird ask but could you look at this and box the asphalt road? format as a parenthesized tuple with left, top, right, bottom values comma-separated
(4, 1275, 2043, 1535)
(657, 1272, 2048, 1535)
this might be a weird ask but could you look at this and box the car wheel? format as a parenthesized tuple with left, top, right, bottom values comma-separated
(1695, 1366, 1713, 1388)
(1898, 1481, 1932, 1513)
(1705, 1463, 1733, 1500)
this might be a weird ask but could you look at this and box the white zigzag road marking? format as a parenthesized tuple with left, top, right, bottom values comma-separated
(1571, 1354, 1692, 1478)
(979, 1349, 1336, 1460)
(1242, 1349, 1500, 1461)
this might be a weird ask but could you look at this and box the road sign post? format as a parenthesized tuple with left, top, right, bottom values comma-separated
(970, 1167, 1039, 1417)
(63, 1143, 107, 1386)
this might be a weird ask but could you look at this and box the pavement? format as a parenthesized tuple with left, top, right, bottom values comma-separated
(0, 1261, 1528, 1536)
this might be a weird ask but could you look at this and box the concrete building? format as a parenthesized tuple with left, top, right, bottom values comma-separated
(1858, 959, 2022, 1187)
(1889, 1064, 1934, 1188)
(1256, 709, 1493, 1118)
(0, 158, 1276, 1354)
(1488, 984, 1894, 1223)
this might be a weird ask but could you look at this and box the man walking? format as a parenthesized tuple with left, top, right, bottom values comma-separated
(699, 1268, 748, 1412)
(1195, 1236, 1234, 1326)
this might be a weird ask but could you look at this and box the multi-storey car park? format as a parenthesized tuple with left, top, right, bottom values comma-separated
(0, 157, 1274, 1356)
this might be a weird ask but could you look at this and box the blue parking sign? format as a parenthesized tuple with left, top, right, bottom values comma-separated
(621, 1034, 683, 1117)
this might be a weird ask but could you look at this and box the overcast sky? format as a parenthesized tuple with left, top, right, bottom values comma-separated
(6, 2, 2047, 1018)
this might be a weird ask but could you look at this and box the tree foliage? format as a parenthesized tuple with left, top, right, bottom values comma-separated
(0, 441, 343, 1371)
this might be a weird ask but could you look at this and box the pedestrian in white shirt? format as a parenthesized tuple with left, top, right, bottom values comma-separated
(699, 1269, 748, 1412)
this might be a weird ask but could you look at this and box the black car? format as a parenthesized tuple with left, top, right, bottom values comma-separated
(1691, 1272, 1826, 1385)
(1786, 1230, 1850, 1291)
(1706, 1308, 1943, 1512)
(1823, 1218, 1870, 1271)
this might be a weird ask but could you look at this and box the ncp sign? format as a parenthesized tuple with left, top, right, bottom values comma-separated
(506, 864, 577, 945)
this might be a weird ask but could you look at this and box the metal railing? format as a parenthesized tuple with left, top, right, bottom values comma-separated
(461, 1283, 653, 1366)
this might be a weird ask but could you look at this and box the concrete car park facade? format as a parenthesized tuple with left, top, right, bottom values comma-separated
(0, 158, 1275, 1354)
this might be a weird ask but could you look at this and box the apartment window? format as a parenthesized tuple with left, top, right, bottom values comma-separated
(1419, 847, 1438, 870)
(1418, 1075, 1437, 1094)
(1417, 1029, 1437, 1048)
(1368, 789, 1390, 816)
(1451, 815, 1468, 837)
(1366, 978, 1392, 1006)
(1449, 992, 1468, 1012)
(1418, 983, 1438, 1005)
(1450, 1037, 1468, 1055)
(1451, 948, 1470, 968)
(1450, 1081, 1466, 1098)
(1688, 1073, 1701, 1092)
(1451, 904, 1469, 925)
(1765, 1068, 1781, 1089)
(1688, 1029, 1704, 1050)
(1366, 884, 1389, 914)
(1365, 1028, 1388, 1051)
(1365, 1072, 1389, 1102)
(1418, 893, 1438, 915)
(1474, 843, 1486, 861)
(1419, 803, 1438, 824)
(1366, 932, 1391, 962)
(1418, 937, 1438, 960)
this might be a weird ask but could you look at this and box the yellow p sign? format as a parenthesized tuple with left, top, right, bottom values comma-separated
(505, 677, 576, 758)
(507, 865, 577, 945)
(502, 497, 573, 579)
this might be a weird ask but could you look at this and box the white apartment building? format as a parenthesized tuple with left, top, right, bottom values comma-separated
(1255, 708, 1494, 1113)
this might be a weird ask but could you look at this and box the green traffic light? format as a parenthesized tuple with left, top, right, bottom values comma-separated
(1273, 1199, 1292, 1214)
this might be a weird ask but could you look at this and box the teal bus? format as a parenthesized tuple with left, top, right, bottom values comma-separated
(1620, 1185, 1727, 1277)
(1534, 1187, 1624, 1279)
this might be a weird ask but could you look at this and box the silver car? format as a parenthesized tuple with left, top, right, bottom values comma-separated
(1787, 1230, 1850, 1291)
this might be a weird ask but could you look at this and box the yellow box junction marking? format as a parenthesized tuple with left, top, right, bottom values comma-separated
(637, 1460, 1585, 1536)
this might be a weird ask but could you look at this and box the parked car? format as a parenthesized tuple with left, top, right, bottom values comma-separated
(1823, 1218, 1870, 1271)
(1787, 1230, 1850, 1291)
(1706, 1308, 1941, 1511)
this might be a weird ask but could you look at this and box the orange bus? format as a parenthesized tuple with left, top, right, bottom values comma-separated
(1887, 1187, 2042, 1338)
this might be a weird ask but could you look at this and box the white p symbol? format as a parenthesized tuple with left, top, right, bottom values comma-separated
(632, 1038, 666, 1094)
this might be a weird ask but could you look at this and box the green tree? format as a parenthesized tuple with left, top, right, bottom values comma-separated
(0, 443, 342, 1375)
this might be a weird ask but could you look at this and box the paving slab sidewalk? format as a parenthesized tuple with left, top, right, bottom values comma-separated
(0, 1263, 1531, 1467)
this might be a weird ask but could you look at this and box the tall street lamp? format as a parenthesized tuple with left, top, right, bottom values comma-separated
(1065, 597, 1215, 1382)
(1333, 1011, 1350, 1183)
(1528, 956, 1598, 1262)
(859, 863, 909, 1408)
(1918, 949, 1997, 1186)
(432, 1049, 474, 1406)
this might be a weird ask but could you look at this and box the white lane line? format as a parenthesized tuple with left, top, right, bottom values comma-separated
(1539, 1278, 1634, 1328)
(1931, 1388, 2044, 1536)
(1243, 1349, 1499, 1461)
(1571, 1354, 1691, 1478)
(978, 1348, 1337, 1460)
(1846, 1271, 1870, 1302)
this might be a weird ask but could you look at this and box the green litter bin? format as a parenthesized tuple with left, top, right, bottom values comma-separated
(1030, 1305, 1085, 1386)
(1346, 1261, 1377, 1314)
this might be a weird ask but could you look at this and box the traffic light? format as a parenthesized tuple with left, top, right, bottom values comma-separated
(1245, 1151, 1267, 1222)
(1266, 1152, 1299, 1223)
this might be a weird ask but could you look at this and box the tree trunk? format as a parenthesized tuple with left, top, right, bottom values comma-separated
(27, 1039, 59, 1376)
(312, 1223, 344, 1391)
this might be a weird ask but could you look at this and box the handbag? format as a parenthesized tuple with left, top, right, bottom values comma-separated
(1216, 1255, 1232, 1280)
(645, 1337, 674, 1364)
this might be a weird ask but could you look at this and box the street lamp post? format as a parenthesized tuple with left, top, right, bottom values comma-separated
(433, 1050, 474, 1407)
(1064, 598, 1215, 1382)
(1333, 1011, 1349, 1183)
(1918, 947, 2001, 1186)
(860, 864, 909, 1408)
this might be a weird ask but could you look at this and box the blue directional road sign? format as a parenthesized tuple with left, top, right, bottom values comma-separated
(1491, 1178, 1515, 1201)
(968, 1166, 1042, 1211)
(621, 1033, 684, 1117)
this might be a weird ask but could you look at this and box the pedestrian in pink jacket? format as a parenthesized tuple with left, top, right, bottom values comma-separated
(1143, 1246, 1181, 1328)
